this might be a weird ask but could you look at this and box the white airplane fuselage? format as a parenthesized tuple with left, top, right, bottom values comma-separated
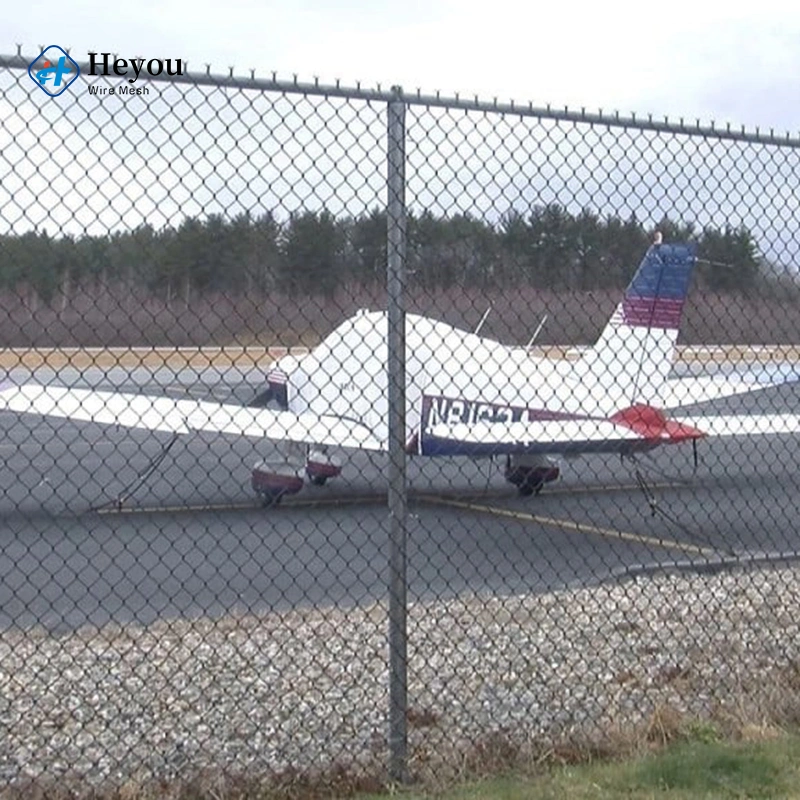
(270, 307, 679, 450)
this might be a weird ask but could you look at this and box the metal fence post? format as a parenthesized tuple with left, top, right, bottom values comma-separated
(386, 85, 408, 784)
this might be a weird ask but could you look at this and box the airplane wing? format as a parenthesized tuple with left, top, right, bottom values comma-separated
(3, 384, 799, 461)
(0, 384, 385, 451)
(671, 414, 800, 437)
(660, 374, 799, 408)
(418, 381, 800, 457)
(420, 410, 800, 456)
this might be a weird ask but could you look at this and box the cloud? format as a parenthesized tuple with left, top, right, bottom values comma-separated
(8, 0, 800, 133)
(4, 0, 799, 266)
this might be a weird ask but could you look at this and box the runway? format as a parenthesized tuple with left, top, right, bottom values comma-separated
(0, 362, 798, 633)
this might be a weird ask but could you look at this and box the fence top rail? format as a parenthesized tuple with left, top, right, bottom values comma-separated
(4, 50, 800, 148)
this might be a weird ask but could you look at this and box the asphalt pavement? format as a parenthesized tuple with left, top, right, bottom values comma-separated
(0, 364, 798, 632)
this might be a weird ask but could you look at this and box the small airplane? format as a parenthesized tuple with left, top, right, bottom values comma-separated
(1, 237, 798, 505)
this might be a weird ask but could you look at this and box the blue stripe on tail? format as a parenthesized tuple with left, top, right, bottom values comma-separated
(623, 243, 697, 329)
(627, 243, 696, 300)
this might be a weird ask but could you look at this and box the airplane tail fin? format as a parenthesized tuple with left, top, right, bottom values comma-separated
(574, 240, 698, 413)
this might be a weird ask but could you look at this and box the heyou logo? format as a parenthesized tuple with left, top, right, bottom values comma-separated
(86, 53, 184, 96)
(27, 47, 185, 98)
(28, 45, 80, 97)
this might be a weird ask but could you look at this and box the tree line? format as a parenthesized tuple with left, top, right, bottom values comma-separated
(0, 206, 766, 308)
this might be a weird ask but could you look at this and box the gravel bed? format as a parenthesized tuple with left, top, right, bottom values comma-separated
(1, 565, 799, 785)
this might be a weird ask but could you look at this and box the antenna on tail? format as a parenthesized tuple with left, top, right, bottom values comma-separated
(474, 306, 492, 335)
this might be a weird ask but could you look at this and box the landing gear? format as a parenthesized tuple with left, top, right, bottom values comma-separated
(258, 488, 285, 507)
(251, 460, 304, 507)
(305, 448, 342, 487)
(251, 447, 343, 507)
(516, 478, 543, 497)
(505, 454, 560, 496)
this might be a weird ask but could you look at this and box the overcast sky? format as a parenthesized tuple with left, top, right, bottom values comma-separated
(6, 0, 800, 134)
(3, 0, 800, 267)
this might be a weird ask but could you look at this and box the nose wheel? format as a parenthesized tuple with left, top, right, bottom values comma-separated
(516, 477, 544, 497)
(305, 448, 342, 486)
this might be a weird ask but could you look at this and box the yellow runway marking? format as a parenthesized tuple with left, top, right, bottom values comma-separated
(420, 495, 718, 557)
(413, 481, 684, 506)
(93, 481, 689, 517)
(548, 481, 684, 496)
(96, 501, 255, 515)
(95, 494, 384, 515)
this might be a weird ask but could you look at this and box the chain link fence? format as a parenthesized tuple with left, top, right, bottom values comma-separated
(1, 46, 800, 793)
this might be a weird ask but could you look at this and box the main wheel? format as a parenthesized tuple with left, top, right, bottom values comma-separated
(309, 475, 328, 487)
(517, 476, 544, 497)
(259, 489, 284, 507)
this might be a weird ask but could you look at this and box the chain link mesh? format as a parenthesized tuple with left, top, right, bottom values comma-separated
(1, 52, 800, 792)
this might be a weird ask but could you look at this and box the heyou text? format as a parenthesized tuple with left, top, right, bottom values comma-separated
(88, 53, 184, 84)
